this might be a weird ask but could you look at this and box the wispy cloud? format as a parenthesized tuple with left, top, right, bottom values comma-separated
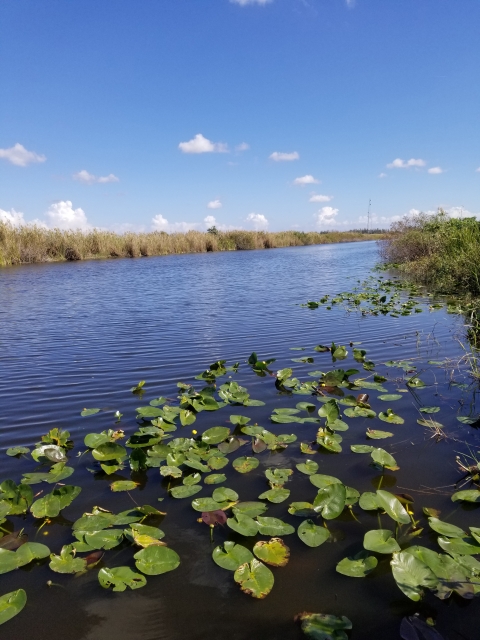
(207, 199, 222, 209)
(269, 151, 299, 162)
(378, 173, 387, 179)
(230, 0, 273, 5)
(314, 206, 339, 226)
(427, 167, 444, 175)
(309, 194, 332, 202)
(151, 214, 201, 232)
(387, 158, 426, 169)
(246, 213, 268, 230)
(46, 200, 91, 230)
(235, 142, 250, 152)
(73, 170, 119, 184)
(293, 174, 319, 186)
(0, 143, 46, 167)
(475, 167, 480, 173)
(0, 208, 28, 226)
(178, 133, 228, 154)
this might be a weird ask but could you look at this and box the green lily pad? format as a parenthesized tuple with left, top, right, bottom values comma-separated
(376, 490, 410, 524)
(451, 490, 480, 503)
(437, 536, 480, 556)
(309, 474, 342, 489)
(366, 429, 393, 439)
(183, 473, 201, 486)
(344, 407, 376, 419)
(49, 545, 87, 573)
(336, 551, 378, 577)
(296, 460, 319, 475)
(134, 545, 180, 575)
(204, 474, 227, 485)
(297, 520, 330, 547)
(0, 589, 27, 626)
(233, 457, 259, 474)
(313, 483, 346, 520)
(212, 487, 238, 502)
(371, 448, 399, 470)
(92, 442, 127, 462)
(351, 444, 374, 453)
(419, 407, 440, 414)
(81, 408, 101, 417)
(232, 502, 268, 518)
(202, 427, 230, 445)
(234, 559, 274, 599)
(30, 485, 81, 518)
(110, 480, 138, 492)
(258, 488, 290, 504)
(208, 456, 229, 470)
(377, 394, 402, 401)
(191, 497, 224, 512)
(5, 447, 29, 457)
(378, 409, 404, 424)
(256, 516, 295, 536)
(81, 529, 124, 550)
(390, 551, 437, 601)
(212, 541, 253, 571)
(363, 529, 400, 554)
(227, 514, 259, 537)
(358, 492, 379, 510)
(428, 517, 465, 538)
(288, 502, 315, 517)
(98, 566, 147, 591)
(297, 612, 352, 640)
(253, 537, 289, 567)
(170, 484, 202, 499)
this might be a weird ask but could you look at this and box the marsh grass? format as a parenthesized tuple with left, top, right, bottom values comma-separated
(381, 210, 480, 296)
(0, 224, 383, 267)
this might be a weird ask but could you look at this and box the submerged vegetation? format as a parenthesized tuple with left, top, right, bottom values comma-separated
(1, 328, 479, 636)
(0, 222, 384, 267)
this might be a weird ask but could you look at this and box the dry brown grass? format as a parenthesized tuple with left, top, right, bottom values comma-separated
(0, 223, 384, 267)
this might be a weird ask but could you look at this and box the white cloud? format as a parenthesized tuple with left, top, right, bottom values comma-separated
(378, 172, 387, 178)
(358, 213, 402, 227)
(235, 142, 250, 152)
(45, 200, 90, 230)
(314, 206, 339, 226)
(204, 215, 216, 227)
(207, 199, 222, 209)
(428, 167, 444, 175)
(309, 194, 332, 203)
(387, 158, 426, 169)
(151, 214, 200, 232)
(476, 167, 480, 173)
(0, 208, 27, 226)
(73, 170, 119, 184)
(178, 133, 228, 154)
(269, 151, 299, 162)
(246, 213, 268, 230)
(0, 143, 46, 167)
(230, 0, 272, 5)
(346, 0, 356, 6)
(293, 174, 319, 186)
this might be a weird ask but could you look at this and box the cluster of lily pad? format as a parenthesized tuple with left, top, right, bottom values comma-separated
(1, 340, 479, 636)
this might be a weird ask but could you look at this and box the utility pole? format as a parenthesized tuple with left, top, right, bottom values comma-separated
(367, 199, 371, 233)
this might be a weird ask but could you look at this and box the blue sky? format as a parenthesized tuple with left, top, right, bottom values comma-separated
(1, 0, 479, 232)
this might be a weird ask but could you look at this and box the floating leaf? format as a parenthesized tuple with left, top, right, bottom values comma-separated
(31, 485, 81, 519)
(419, 407, 440, 414)
(49, 545, 86, 574)
(258, 488, 290, 504)
(212, 542, 253, 571)
(358, 492, 379, 510)
(391, 551, 437, 601)
(437, 536, 480, 556)
(233, 457, 259, 474)
(212, 487, 238, 502)
(191, 497, 224, 512)
(171, 485, 202, 499)
(227, 514, 259, 536)
(134, 545, 180, 575)
(363, 529, 400, 554)
(0, 589, 27, 626)
(371, 448, 399, 470)
(256, 516, 295, 536)
(98, 566, 147, 591)
(451, 490, 480, 503)
(309, 474, 342, 489)
(351, 444, 374, 453)
(110, 480, 138, 492)
(336, 551, 378, 577)
(428, 518, 465, 538)
(81, 408, 100, 417)
(297, 612, 352, 640)
(208, 455, 229, 470)
(297, 520, 330, 547)
(253, 538, 289, 567)
(6, 447, 29, 457)
(288, 502, 315, 517)
(376, 490, 410, 524)
(378, 409, 404, 425)
(204, 474, 227, 485)
(399, 615, 446, 640)
(232, 502, 268, 518)
(201, 427, 231, 445)
(366, 429, 394, 439)
(92, 442, 127, 462)
(234, 559, 274, 599)
(313, 483, 346, 520)
(378, 394, 402, 402)
(296, 460, 319, 475)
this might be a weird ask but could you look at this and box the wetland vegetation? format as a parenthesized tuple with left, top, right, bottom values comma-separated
(0, 222, 383, 267)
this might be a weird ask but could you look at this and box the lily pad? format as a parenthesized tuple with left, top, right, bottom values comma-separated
(233, 457, 259, 474)
(366, 429, 394, 439)
(363, 529, 400, 554)
(371, 448, 399, 470)
(110, 480, 138, 492)
(191, 497, 224, 512)
(336, 551, 378, 577)
(232, 502, 268, 518)
(377, 394, 402, 402)
(437, 536, 480, 556)
(258, 488, 290, 504)
(391, 551, 437, 601)
(351, 444, 374, 453)
(134, 545, 180, 575)
(5, 447, 29, 457)
(313, 483, 346, 520)
(253, 538, 289, 567)
(49, 545, 87, 573)
(227, 513, 259, 536)
(419, 407, 440, 414)
(451, 490, 480, 503)
(212, 487, 239, 502)
(297, 612, 352, 640)
(30, 485, 81, 518)
(170, 485, 202, 499)
(202, 427, 231, 445)
(81, 408, 100, 416)
(256, 516, 295, 536)
(204, 474, 227, 485)
(212, 541, 253, 571)
(234, 559, 274, 599)
(297, 520, 330, 547)
(376, 490, 410, 524)
(309, 474, 342, 490)
(378, 409, 404, 425)
(296, 460, 319, 475)
(0, 589, 27, 626)
(98, 566, 147, 591)
(428, 518, 465, 538)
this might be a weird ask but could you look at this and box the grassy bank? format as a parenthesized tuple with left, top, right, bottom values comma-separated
(0, 223, 384, 267)
(381, 210, 480, 296)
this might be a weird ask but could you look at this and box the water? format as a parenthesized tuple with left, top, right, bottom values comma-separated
(0, 242, 479, 639)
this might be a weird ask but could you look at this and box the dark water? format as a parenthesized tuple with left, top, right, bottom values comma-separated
(0, 242, 479, 640)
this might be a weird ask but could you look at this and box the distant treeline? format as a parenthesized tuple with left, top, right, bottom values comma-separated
(381, 210, 480, 296)
(0, 223, 384, 267)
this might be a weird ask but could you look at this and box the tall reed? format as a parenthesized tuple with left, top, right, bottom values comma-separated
(0, 223, 383, 267)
